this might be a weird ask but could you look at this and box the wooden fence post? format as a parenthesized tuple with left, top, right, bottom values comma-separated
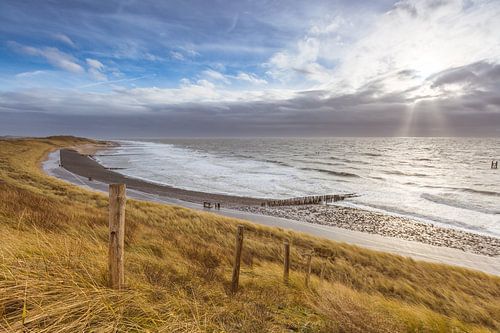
(305, 253, 312, 288)
(231, 225, 244, 294)
(108, 184, 126, 290)
(283, 241, 290, 284)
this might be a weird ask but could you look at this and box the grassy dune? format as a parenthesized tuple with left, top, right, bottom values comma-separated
(0, 137, 499, 332)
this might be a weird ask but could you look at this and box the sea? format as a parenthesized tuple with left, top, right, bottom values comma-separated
(95, 138, 500, 238)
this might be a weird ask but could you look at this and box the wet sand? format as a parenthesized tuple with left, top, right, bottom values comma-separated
(60, 149, 263, 206)
(58, 148, 500, 258)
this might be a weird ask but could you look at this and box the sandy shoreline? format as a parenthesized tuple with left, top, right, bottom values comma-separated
(59, 146, 500, 257)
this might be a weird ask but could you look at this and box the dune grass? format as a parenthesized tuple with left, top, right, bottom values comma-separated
(0, 136, 499, 332)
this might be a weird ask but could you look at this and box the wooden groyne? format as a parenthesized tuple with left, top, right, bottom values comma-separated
(261, 194, 357, 207)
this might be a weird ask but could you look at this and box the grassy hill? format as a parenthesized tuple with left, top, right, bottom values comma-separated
(0, 137, 499, 332)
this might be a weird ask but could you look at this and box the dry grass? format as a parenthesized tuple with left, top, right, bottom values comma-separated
(0, 136, 499, 332)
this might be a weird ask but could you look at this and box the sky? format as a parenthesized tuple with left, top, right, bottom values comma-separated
(0, 0, 499, 137)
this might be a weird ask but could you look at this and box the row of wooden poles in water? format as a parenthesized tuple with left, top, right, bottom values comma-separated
(261, 193, 357, 207)
(108, 184, 322, 292)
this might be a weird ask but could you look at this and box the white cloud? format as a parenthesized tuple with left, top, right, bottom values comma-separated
(144, 53, 163, 61)
(8, 41, 84, 73)
(266, 36, 333, 84)
(169, 51, 185, 61)
(201, 69, 230, 84)
(86, 58, 106, 81)
(52, 33, 76, 48)
(200, 69, 267, 86)
(265, 0, 500, 98)
(169, 47, 200, 61)
(235, 72, 267, 85)
(182, 47, 200, 58)
(308, 15, 345, 36)
(328, 0, 500, 93)
(86, 58, 104, 70)
(36, 48, 84, 73)
(15, 70, 47, 78)
(104, 78, 296, 108)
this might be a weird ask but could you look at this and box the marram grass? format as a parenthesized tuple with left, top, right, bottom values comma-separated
(0, 136, 499, 332)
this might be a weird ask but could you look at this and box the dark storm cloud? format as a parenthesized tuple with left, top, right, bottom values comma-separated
(430, 61, 500, 90)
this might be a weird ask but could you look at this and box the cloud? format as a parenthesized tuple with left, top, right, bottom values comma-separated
(200, 70, 267, 86)
(3, 58, 500, 137)
(78, 75, 152, 89)
(430, 61, 500, 90)
(325, 0, 500, 92)
(8, 41, 84, 73)
(263, 0, 500, 96)
(266, 36, 333, 84)
(144, 53, 163, 61)
(308, 15, 345, 36)
(169, 51, 185, 61)
(0, 61, 497, 131)
(1, 77, 499, 137)
(86, 58, 106, 81)
(1, 0, 500, 136)
(52, 33, 76, 48)
(201, 69, 230, 84)
(86, 58, 104, 70)
(169, 47, 200, 62)
(235, 72, 267, 85)
(15, 70, 47, 78)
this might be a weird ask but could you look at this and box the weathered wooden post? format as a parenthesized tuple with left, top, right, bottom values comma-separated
(305, 253, 312, 288)
(108, 183, 126, 289)
(231, 225, 244, 294)
(283, 241, 290, 284)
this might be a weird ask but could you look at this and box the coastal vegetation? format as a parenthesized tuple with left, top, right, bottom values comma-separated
(0, 137, 499, 332)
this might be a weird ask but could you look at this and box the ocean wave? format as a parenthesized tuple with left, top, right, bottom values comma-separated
(328, 156, 363, 164)
(459, 188, 500, 197)
(260, 159, 293, 168)
(300, 167, 360, 178)
(383, 170, 428, 177)
(422, 185, 500, 197)
(294, 159, 345, 167)
(421, 193, 500, 215)
(95, 153, 143, 156)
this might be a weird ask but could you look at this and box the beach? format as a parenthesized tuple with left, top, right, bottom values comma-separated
(56, 147, 500, 259)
